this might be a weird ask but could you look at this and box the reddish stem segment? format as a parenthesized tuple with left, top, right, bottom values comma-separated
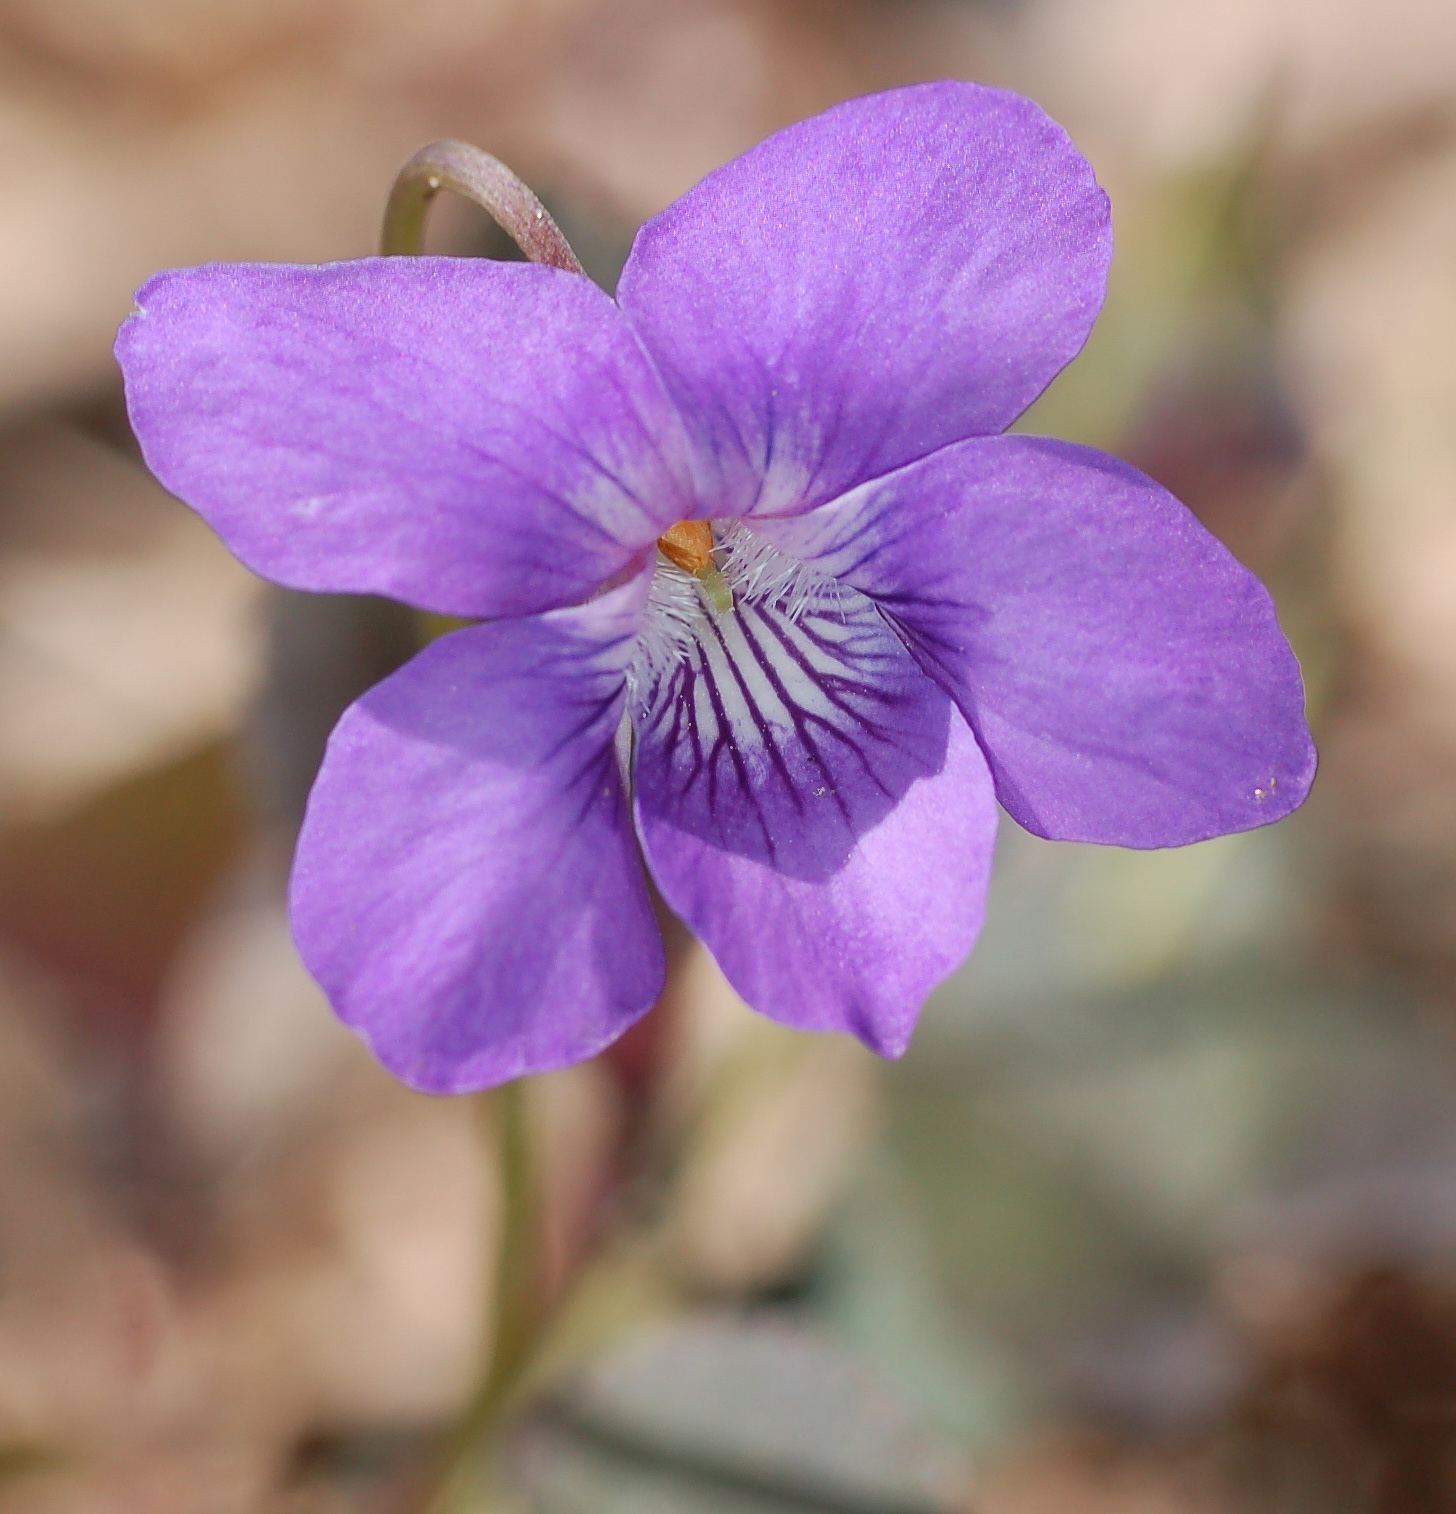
(379, 139, 586, 273)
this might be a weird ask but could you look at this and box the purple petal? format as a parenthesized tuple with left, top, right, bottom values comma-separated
(616, 82, 1110, 520)
(290, 575, 663, 1093)
(629, 578, 997, 1056)
(755, 437, 1317, 847)
(117, 258, 692, 618)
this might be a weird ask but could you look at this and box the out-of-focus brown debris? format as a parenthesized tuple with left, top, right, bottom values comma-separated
(1020, 0, 1456, 172)
(653, 943, 880, 1296)
(0, 913, 494, 1514)
(979, 1431, 1232, 1514)
(1276, 132, 1456, 979)
(1230, 1267, 1456, 1513)
(0, 418, 264, 824)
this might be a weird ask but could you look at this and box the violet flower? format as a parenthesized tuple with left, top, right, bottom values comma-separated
(116, 83, 1315, 1093)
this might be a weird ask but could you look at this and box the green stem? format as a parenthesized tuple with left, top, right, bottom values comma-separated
(420, 1080, 538, 1513)
(379, 139, 585, 272)
(415, 931, 700, 1510)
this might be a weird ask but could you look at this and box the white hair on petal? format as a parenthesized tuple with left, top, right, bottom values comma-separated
(716, 520, 848, 622)
(627, 524, 851, 697)
(626, 555, 705, 698)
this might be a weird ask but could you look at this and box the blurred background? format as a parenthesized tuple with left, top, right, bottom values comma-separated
(1, 1, 1455, 1509)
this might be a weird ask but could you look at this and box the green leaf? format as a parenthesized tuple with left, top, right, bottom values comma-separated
(511, 1317, 973, 1514)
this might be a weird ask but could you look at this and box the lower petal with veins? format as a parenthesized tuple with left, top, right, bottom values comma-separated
(629, 575, 998, 1055)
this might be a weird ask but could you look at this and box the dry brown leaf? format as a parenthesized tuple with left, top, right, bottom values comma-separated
(0, 422, 265, 821)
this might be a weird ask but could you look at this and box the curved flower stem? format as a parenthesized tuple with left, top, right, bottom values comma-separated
(379, 139, 586, 273)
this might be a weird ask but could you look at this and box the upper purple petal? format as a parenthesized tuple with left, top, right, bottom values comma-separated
(117, 258, 692, 619)
(755, 436, 1317, 848)
(615, 81, 1110, 520)
(629, 573, 997, 1055)
(290, 575, 664, 1093)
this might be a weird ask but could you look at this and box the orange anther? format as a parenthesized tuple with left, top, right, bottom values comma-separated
(657, 519, 715, 575)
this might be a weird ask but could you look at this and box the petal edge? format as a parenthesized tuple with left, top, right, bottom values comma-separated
(290, 575, 663, 1093)
(617, 81, 1111, 519)
(118, 258, 690, 619)
(754, 436, 1317, 848)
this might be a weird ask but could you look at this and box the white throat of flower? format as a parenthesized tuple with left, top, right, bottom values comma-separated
(626, 520, 847, 700)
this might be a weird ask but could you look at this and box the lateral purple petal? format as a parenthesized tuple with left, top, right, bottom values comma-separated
(616, 81, 1110, 520)
(757, 436, 1317, 847)
(630, 584, 997, 1055)
(117, 258, 691, 618)
(290, 577, 663, 1093)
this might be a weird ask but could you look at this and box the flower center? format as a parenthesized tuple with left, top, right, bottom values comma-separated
(657, 519, 733, 614)
(627, 521, 862, 733)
